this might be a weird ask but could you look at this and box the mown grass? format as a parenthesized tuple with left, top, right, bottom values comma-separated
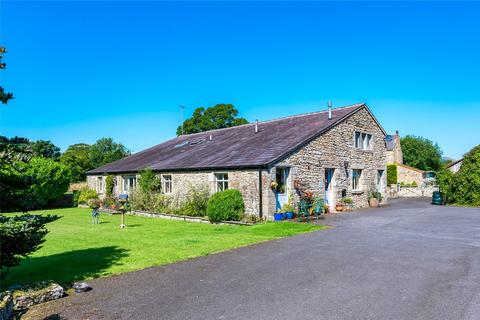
(2, 207, 325, 288)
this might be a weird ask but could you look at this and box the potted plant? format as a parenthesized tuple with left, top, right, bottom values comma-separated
(335, 202, 344, 212)
(323, 204, 330, 214)
(281, 203, 294, 219)
(368, 189, 382, 207)
(87, 198, 101, 209)
(270, 181, 279, 191)
(274, 210, 284, 221)
(341, 197, 353, 211)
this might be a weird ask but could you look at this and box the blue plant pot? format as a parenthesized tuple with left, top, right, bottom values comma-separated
(274, 213, 283, 221)
(286, 212, 294, 219)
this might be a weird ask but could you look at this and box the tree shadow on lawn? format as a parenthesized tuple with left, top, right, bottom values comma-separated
(3, 246, 129, 289)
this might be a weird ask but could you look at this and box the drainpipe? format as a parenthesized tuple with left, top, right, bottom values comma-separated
(258, 169, 263, 219)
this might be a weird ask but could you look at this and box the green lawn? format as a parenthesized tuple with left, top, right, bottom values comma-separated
(3, 208, 325, 289)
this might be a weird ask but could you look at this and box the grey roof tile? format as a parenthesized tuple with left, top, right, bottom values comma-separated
(87, 103, 369, 174)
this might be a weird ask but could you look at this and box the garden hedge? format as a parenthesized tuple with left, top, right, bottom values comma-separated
(387, 164, 398, 185)
(207, 189, 244, 223)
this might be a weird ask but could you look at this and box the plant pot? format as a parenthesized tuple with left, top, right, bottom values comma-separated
(274, 213, 283, 221)
(286, 212, 294, 219)
(335, 204, 343, 212)
(369, 198, 379, 207)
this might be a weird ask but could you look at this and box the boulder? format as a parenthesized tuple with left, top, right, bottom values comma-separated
(13, 283, 64, 311)
(0, 292, 13, 320)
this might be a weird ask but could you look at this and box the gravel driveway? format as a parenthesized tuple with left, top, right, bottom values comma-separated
(25, 198, 480, 320)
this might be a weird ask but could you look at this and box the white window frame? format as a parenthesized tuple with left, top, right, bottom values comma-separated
(354, 131, 373, 151)
(352, 169, 362, 191)
(161, 175, 173, 194)
(97, 176, 104, 193)
(123, 175, 137, 193)
(214, 172, 229, 192)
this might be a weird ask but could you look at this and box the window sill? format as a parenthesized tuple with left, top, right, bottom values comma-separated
(355, 149, 374, 153)
(351, 190, 364, 195)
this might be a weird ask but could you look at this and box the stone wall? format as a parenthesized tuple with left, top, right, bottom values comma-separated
(274, 107, 387, 210)
(396, 186, 439, 198)
(87, 170, 267, 216)
(396, 164, 424, 186)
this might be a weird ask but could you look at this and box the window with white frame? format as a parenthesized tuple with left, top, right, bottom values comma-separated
(161, 175, 172, 194)
(97, 177, 104, 193)
(215, 173, 228, 192)
(123, 176, 136, 193)
(352, 169, 362, 191)
(354, 131, 373, 150)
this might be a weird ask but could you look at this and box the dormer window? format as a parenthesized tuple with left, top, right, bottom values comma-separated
(355, 131, 373, 150)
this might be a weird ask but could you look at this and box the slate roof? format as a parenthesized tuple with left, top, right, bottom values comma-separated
(87, 103, 383, 174)
(385, 135, 397, 151)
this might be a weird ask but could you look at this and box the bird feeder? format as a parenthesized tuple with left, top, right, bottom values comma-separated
(118, 194, 129, 229)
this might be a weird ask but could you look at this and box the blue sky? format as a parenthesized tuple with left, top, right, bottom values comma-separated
(1, 1, 479, 159)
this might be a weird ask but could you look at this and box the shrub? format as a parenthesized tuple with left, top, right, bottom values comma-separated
(449, 145, 480, 206)
(152, 193, 171, 213)
(103, 196, 116, 208)
(207, 189, 244, 223)
(1, 157, 72, 211)
(77, 188, 98, 205)
(181, 185, 210, 217)
(387, 164, 398, 185)
(105, 175, 115, 197)
(130, 189, 171, 213)
(138, 168, 161, 193)
(436, 167, 455, 202)
(0, 214, 58, 276)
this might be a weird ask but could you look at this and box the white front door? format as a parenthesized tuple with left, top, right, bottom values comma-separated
(377, 170, 385, 193)
(325, 168, 335, 211)
(275, 168, 289, 211)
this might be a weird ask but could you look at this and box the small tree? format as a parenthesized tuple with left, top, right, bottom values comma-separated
(105, 175, 115, 197)
(0, 214, 58, 277)
(387, 164, 398, 185)
(138, 168, 161, 193)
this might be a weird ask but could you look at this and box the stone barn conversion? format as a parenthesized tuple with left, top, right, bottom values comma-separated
(87, 103, 388, 219)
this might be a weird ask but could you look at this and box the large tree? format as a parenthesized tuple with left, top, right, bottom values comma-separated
(176, 104, 248, 135)
(89, 138, 130, 168)
(400, 135, 442, 171)
(0, 46, 13, 104)
(31, 140, 61, 160)
(0, 136, 60, 162)
(60, 143, 93, 182)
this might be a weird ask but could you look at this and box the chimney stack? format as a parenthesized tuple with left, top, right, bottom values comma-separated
(328, 101, 332, 120)
(255, 119, 259, 133)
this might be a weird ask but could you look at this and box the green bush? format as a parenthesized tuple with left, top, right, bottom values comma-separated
(181, 185, 210, 217)
(0, 214, 59, 276)
(77, 188, 98, 205)
(450, 145, 480, 206)
(130, 189, 171, 213)
(105, 175, 115, 197)
(207, 189, 244, 223)
(138, 168, 161, 193)
(436, 167, 455, 202)
(387, 164, 398, 185)
(0, 157, 72, 211)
